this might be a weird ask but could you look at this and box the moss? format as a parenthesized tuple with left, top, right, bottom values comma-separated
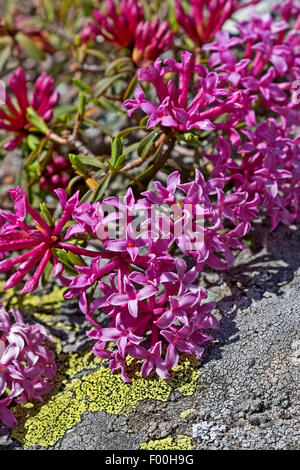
(140, 435, 196, 450)
(11, 351, 201, 449)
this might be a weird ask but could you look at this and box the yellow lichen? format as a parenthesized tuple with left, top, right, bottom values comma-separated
(140, 435, 196, 450)
(180, 408, 196, 419)
(1, 283, 201, 449)
(11, 350, 201, 449)
(0, 282, 66, 318)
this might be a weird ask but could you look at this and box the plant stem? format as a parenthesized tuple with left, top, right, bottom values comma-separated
(46, 130, 96, 158)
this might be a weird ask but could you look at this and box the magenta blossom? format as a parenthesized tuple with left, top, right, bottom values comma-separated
(58, 175, 260, 381)
(39, 155, 71, 192)
(123, 51, 249, 133)
(92, 0, 144, 49)
(175, 0, 261, 45)
(0, 68, 59, 150)
(132, 19, 174, 67)
(0, 186, 98, 294)
(208, 122, 300, 230)
(0, 305, 56, 427)
(86, 1, 173, 66)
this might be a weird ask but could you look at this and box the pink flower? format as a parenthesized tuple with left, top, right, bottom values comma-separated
(0, 305, 56, 427)
(92, 0, 144, 49)
(175, 0, 261, 45)
(0, 186, 94, 294)
(132, 19, 174, 67)
(0, 68, 59, 150)
(208, 122, 300, 230)
(123, 51, 248, 133)
(39, 156, 71, 192)
(80, 22, 102, 43)
(87, 1, 173, 66)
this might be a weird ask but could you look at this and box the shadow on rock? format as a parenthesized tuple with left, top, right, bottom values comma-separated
(202, 222, 300, 364)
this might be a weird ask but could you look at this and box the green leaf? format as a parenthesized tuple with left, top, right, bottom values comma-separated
(97, 97, 126, 115)
(94, 73, 125, 97)
(0, 45, 11, 72)
(106, 57, 133, 75)
(141, 0, 151, 18)
(86, 48, 107, 61)
(123, 73, 137, 101)
(79, 188, 94, 204)
(26, 134, 40, 151)
(26, 107, 49, 134)
(116, 126, 147, 139)
(67, 252, 87, 267)
(179, 132, 201, 147)
(139, 116, 149, 127)
(114, 153, 125, 169)
(16, 33, 46, 60)
(72, 78, 92, 93)
(41, 260, 53, 286)
(137, 130, 159, 158)
(110, 136, 123, 168)
(42, 0, 55, 20)
(69, 154, 86, 175)
(123, 142, 139, 155)
(40, 202, 54, 226)
(93, 174, 112, 201)
(53, 103, 77, 119)
(78, 155, 106, 169)
(168, 0, 178, 30)
(51, 248, 78, 275)
(77, 92, 86, 118)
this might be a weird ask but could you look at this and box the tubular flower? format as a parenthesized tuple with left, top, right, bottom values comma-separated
(85, 261, 218, 382)
(132, 19, 174, 67)
(208, 124, 300, 230)
(175, 0, 262, 45)
(92, 0, 144, 49)
(60, 176, 261, 380)
(0, 187, 96, 294)
(86, 1, 173, 66)
(0, 305, 56, 427)
(274, 0, 300, 23)
(0, 68, 59, 150)
(123, 51, 250, 135)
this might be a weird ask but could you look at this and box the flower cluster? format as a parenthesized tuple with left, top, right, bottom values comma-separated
(0, 305, 56, 427)
(39, 156, 71, 192)
(175, 0, 261, 45)
(208, 125, 300, 230)
(82, 0, 174, 66)
(91, 0, 144, 49)
(0, 0, 299, 392)
(0, 68, 59, 150)
(123, 51, 252, 138)
(55, 167, 261, 381)
(0, 187, 97, 294)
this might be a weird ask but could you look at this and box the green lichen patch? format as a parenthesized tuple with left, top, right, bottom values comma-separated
(140, 435, 196, 450)
(179, 408, 196, 419)
(11, 351, 201, 449)
(0, 282, 66, 318)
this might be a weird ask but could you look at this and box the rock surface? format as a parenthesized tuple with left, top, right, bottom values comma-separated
(1, 222, 299, 450)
